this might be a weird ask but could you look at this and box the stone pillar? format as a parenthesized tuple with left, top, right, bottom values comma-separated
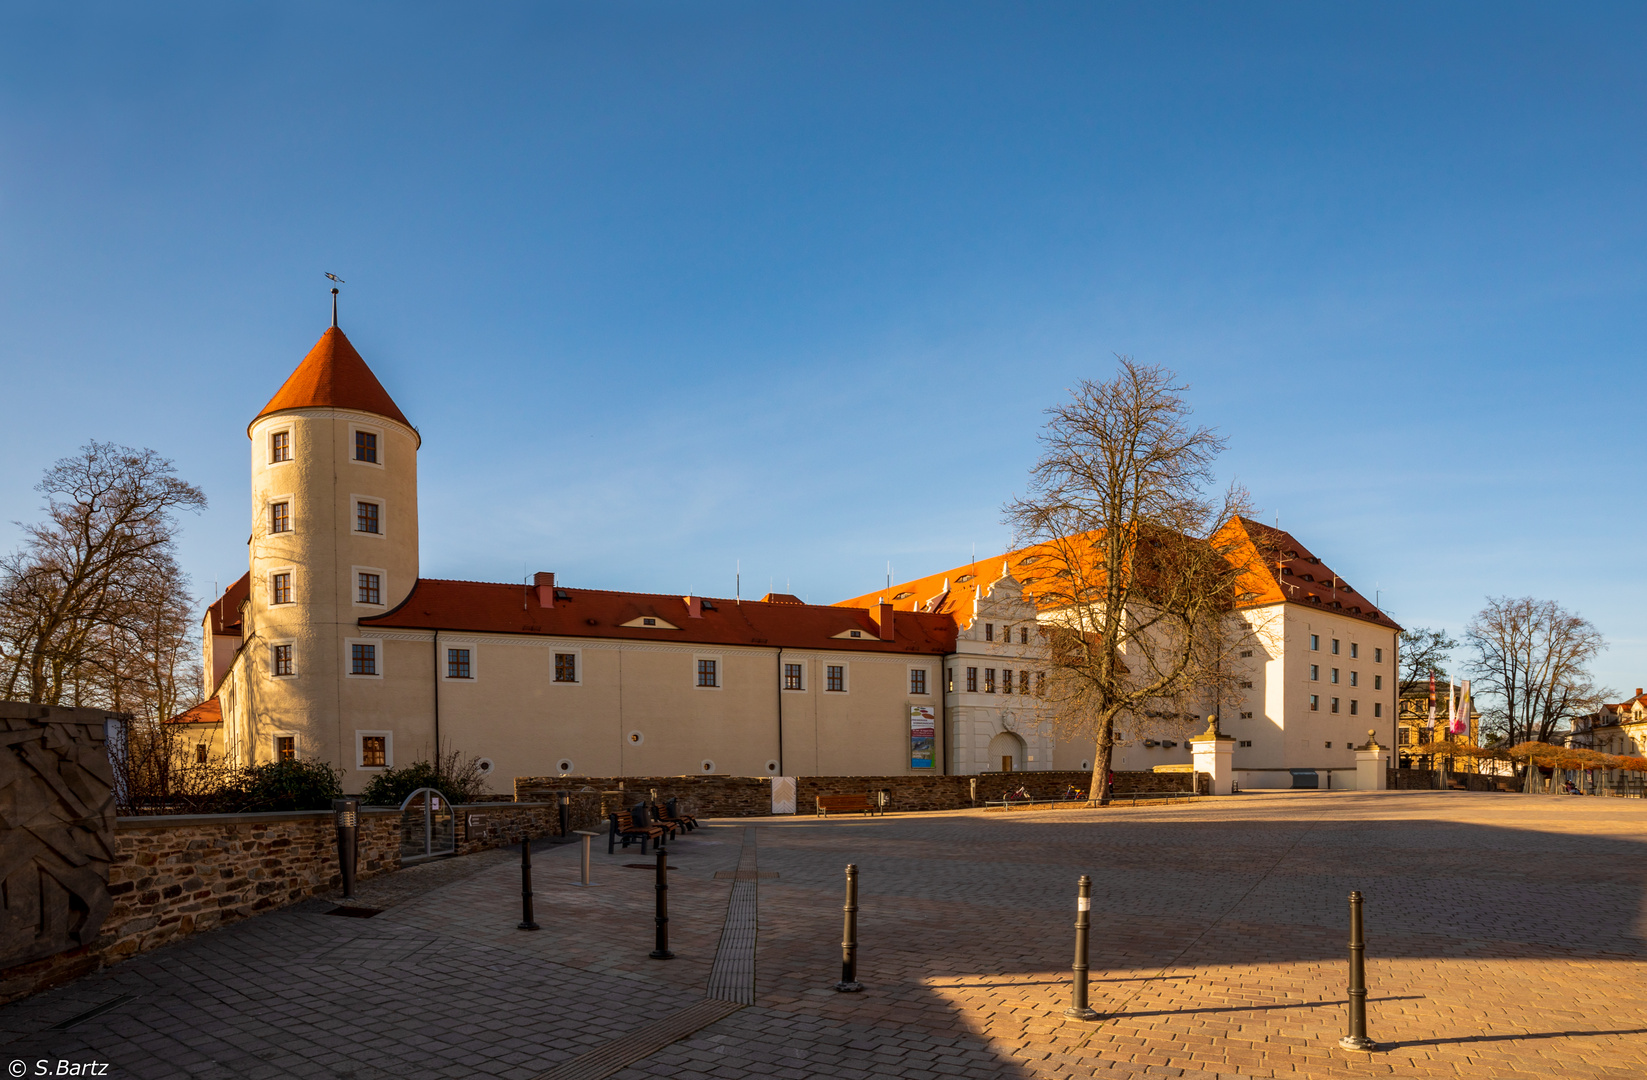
(1189, 716, 1237, 796)
(1354, 731, 1388, 791)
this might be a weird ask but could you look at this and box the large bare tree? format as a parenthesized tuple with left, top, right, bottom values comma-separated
(1466, 596, 1607, 756)
(1398, 626, 1459, 696)
(1005, 359, 1254, 805)
(0, 442, 206, 720)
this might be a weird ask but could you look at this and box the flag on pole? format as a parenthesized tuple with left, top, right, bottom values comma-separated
(1428, 671, 1437, 731)
(1451, 680, 1471, 736)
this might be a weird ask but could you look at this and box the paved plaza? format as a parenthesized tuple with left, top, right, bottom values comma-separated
(2, 791, 1645, 1079)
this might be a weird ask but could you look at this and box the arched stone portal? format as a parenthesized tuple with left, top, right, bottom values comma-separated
(987, 730, 1027, 773)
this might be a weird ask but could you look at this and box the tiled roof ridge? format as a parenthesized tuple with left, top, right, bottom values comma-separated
(392, 578, 862, 611)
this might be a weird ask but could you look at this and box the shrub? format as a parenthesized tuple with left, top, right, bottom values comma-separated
(213, 760, 343, 813)
(361, 750, 487, 807)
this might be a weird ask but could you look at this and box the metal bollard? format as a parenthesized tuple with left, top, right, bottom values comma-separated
(332, 798, 359, 901)
(835, 863, 864, 991)
(1065, 875, 1099, 1019)
(1339, 891, 1375, 1050)
(518, 836, 539, 931)
(558, 790, 571, 838)
(649, 845, 674, 958)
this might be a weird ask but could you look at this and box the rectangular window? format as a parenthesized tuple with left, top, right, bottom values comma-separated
(1310, 634, 1319, 650)
(1240, 649, 1253, 658)
(271, 501, 290, 534)
(1374, 674, 1382, 690)
(1019, 626, 1028, 644)
(910, 669, 927, 695)
(355, 430, 378, 463)
(1331, 697, 1340, 713)
(784, 663, 803, 690)
(271, 431, 291, 462)
(1374, 703, 1383, 718)
(1036, 671, 1046, 696)
(1331, 668, 1339, 684)
(984, 669, 996, 693)
(1350, 643, 1359, 659)
(556, 653, 578, 683)
(1374, 647, 1383, 663)
(1310, 665, 1319, 681)
(1239, 740, 1253, 748)
(1240, 711, 1253, 719)
(276, 736, 295, 761)
(1310, 695, 1319, 711)
(356, 501, 379, 534)
(985, 623, 994, 642)
(361, 736, 386, 768)
(1239, 680, 1252, 689)
(272, 572, 292, 605)
(195, 743, 208, 764)
(447, 648, 471, 679)
(826, 665, 845, 692)
(1326, 742, 1333, 749)
(697, 659, 718, 687)
(351, 643, 376, 676)
(1332, 638, 1340, 654)
(272, 644, 293, 677)
(1019, 670, 1029, 694)
(966, 667, 978, 692)
(1349, 671, 1358, 687)
(1350, 699, 1359, 715)
(358, 572, 381, 605)
(947, 668, 955, 692)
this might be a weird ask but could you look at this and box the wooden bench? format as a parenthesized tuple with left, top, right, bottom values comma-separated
(665, 797, 698, 831)
(815, 793, 881, 818)
(608, 809, 667, 854)
(649, 801, 695, 833)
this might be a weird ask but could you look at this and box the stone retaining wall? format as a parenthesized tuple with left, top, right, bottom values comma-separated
(517, 770, 1208, 817)
(0, 800, 575, 1006)
(1389, 768, 1514, 792)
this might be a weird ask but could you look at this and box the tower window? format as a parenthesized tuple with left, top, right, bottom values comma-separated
(358, 573, 381, 605)
(271, 572, 292, 605)
(697, 659, 718, 687)
(447, 648, 472, 679)
(355, 431, 378, 463)
(356, 501, 379, 533)
(271, 501, 290, 534)
(910, 669, 927, 695)
(351, 643, 376, 676)
(272, 644, 293, 677)
(270, 431, 291, 462)
(784, 663, 803, 690)
(826, 665, 845, 692)
(555, 653, 578, 683)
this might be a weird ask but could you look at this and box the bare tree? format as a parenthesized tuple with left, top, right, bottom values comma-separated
(1466, 596, 1608, 755)
(1398, 626, 1459, 695)
(1005, 359, 1255, 805)
(0, 442, 206, 719)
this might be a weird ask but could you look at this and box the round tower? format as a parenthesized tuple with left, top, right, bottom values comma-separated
(242, 325, 419, 768)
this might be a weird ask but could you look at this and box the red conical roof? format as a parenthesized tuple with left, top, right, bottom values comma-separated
(251, 327, 412, 432)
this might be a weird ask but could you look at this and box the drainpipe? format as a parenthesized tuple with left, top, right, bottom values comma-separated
(776, 647, 785, 776)
(432, 629, 441, 761)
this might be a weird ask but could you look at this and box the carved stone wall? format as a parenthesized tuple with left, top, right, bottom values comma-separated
(0, 704, 119, 972)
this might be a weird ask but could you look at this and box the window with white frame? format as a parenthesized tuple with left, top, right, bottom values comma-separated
(269, 429, 292, 463)
(347, 640, 380, 678)
(357, 571, 382, 605)
(696, 658, 719, 688)
(271, 570, 294, 605)
(271, 643, 294, 678)
(352, 426, 382, 465)
(784, 663, 804, 691)
(355, 499, 381, 534)
(554, 652, 579, 683)
(909, 668, 927, 695)
(273, 734, 297, 761)
(826, 664, 846, 692)
(270, 500, 291, 534)
(357, 730, 392, 769)
(447, 648, 472, 679)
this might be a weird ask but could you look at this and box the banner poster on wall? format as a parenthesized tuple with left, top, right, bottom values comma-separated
(910, 705, 937, 769)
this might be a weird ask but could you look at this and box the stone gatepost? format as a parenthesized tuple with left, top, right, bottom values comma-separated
(1189, 716, 1236, 796)
(1354, 731, 1388, 791)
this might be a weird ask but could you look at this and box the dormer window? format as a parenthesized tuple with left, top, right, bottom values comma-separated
(643, 618, 657, 626)
(849, 630, 862, 638)
(355, 431, 378, 463)
(956, 574, 975, 583)
(892, 591, 913, 600)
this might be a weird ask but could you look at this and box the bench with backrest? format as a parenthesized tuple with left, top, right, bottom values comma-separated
(649, 800, 694, 834)
(815, 793, 881, 817)
(665, 797, 698, 831)
(609, 808, 668, 854)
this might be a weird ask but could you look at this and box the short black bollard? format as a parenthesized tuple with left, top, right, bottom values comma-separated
(649, 845, 674, 959)
(332, 798, 359, 901)
(835, 863, 863, 991)
(558, 790, 571, 839)
(1065, 874, 1099, 1019)
(518, 836, 539, 931)
(1339, 890, 1375, 1050)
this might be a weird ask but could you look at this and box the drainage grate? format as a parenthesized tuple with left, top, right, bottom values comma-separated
(712, 871, 777, 880)
(623, 864, 677, 870)
(326, 906, 383, 918)
(705, 827, 758, 1005)
(51, 994, 137, 1030)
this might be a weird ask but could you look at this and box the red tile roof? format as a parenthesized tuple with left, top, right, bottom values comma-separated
(836, 516, 1401, 632)
(168, 697, 222, 725)
(250, 326, 413, 433)
(205, 572, 250, 637)
(360, 579, 958, 654)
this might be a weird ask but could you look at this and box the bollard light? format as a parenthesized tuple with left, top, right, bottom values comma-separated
(649, 845, 674, 959)
(557, 789, 571, 839)
(1338, 891, 1375, 1051)
(835, 864, 864, 991)
(332, 798, 359, 901)
(572, 828, 602, 887)
(518, 835, 540, 931)
(1065, 874, 1099, 1020)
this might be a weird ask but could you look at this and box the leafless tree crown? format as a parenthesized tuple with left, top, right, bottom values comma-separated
(1466, 596, 1607, 748)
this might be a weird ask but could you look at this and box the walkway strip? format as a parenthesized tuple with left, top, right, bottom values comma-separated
(528, 998, 743, 1080)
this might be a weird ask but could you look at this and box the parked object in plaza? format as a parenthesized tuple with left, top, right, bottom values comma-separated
(1065, 874, 1099, 1020)
(835, 863, 864, 991)
(816, 793, 881, 817)
(517, 837, 539, 931)
(609, 809, 666, 853)
(649, 846, 673, 959)
(333, 798, 359, 900)
(572, 829, 602, 887)
(1339, 890, 1376, 1051)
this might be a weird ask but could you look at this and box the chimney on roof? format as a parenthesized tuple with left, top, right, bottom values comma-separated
(534, 572, 555, 608)
(876, 601, 895, 641)
(686, 596, 703, 619)
(1637, 688, 1643, 698)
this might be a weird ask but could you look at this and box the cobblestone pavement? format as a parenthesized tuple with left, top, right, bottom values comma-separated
(2, 792, 1645, 1079)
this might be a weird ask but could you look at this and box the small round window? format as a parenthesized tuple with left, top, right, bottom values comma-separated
(476, 758, 494, 774)
(557, 759, 574, 774)
(765, 760, 779, 774)
(628, 731, 644, 745)
(700, 759, 715, 773)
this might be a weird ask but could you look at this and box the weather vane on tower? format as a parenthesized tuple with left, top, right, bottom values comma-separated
(325, 273, 345, 327)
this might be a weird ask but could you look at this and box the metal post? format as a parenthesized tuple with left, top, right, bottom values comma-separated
(835, 863, 863, 991)
(332, 798, 359, 901)
(572, 829, 601, 887)
(518, 836, 539, 931)
(649, 845, 674, 959)
(1065, 874, 1098, 1019)
(1339, 891, 1375, 1050)
(558, 790, 570, 838)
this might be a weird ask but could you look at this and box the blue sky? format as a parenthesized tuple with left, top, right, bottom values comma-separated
(2, 3, 1645, 694)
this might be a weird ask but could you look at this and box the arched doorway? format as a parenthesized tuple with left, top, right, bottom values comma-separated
(987, 731, 1027, 773)
(399, 787, 456, 861)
